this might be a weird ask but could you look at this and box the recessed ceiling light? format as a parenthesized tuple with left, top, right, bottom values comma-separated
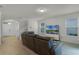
(8, 23, 12, 25)
(40, 9, 45, 12)
(37, 7, 47, 13)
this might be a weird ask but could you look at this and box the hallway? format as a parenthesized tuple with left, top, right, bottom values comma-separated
(0, 36, 37, 55)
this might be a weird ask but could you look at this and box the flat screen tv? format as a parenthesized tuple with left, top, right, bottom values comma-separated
(46, 25, 59, 34)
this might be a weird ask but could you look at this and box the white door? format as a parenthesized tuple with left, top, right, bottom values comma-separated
(2, 22, 19, 36)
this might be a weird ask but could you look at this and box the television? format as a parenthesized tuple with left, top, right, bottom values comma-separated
(46, 25, 59, 34)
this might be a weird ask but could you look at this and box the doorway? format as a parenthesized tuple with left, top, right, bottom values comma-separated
(2, 20, 19, 38)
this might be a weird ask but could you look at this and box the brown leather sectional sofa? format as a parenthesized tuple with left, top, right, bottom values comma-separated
(21, 32, 55, 55)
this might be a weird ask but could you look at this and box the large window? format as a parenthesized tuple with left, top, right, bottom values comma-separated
(66, 17, 78, 36)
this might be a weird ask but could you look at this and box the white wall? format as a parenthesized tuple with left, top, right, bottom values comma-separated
(18, 19, 28, 34)
(0, 12, 1, 44)
(2, 18, 39, 39)
(15, 18, 42, 36)
(2, 20, 19, 37)
(38, 12, 79, 44)
(27, 18, 43, 34)
(27, 20, 38, 34)
(2, 18, 28, 40)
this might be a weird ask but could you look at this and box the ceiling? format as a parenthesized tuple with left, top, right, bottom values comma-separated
(0, 4, 79, 20)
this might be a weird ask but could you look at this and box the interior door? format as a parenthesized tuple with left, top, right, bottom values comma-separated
(2, 22, 19, 36)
